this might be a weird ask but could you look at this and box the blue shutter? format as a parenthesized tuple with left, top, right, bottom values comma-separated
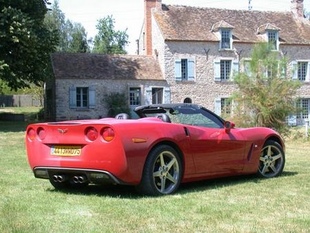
(307, 62, 310, 82)
(89, 86, 96, 109)
(188, 59, 195, 81)
(280, 63, 286, 78)
(231, 60, 239, 80)
(69, 87, 76, 109)
(145, 87, 152, 105)
(244, 60, 252, 76)
(164, 87, 171, 104)
(214, 98, 221, 116)
(214, 60, 221, 81)
(291, 61, 297, 80)
(175, 60, 182, 81)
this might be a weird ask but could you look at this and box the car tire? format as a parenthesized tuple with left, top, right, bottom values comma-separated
(257, 140, 285, 178)
(136, 145, 183, 196)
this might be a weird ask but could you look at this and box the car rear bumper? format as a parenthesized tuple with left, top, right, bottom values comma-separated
(33, 167, 126, 185)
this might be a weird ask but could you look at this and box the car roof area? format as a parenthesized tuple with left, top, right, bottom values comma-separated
(134, 103, 201, 117)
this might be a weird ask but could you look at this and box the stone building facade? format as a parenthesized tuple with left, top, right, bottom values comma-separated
(51, 53, 168, 120)
(138, 0, 310, 125)
(50, 0, 310, 126)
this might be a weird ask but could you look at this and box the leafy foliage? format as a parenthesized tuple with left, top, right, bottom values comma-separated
(0, 0, 58, 90)
(92, 15, 129, 54)
(103, 92, 130, 117)
(44, 0, 89, 53)
(232, 43, 301, 134)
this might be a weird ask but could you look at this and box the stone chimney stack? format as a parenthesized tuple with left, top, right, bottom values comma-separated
(144, 0, 162, 55)
(291, 0, 304, 18)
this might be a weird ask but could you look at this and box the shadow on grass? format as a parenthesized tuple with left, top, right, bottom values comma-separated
(178, 171, 298, 194)
(46, 171, 298, 198)
(47, 184, 139, 198)
(0, 121, 30, 132)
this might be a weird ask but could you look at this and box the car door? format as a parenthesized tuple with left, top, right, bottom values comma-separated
(188, 125, 246, 175)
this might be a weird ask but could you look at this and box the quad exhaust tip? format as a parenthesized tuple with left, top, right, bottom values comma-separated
(53, 175, 66, 183)
(72, 175, 87, 184)
(52, 175, 87, 183)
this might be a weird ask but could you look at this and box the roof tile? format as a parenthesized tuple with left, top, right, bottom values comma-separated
(51, 53, 164, 80)
(153, 5, 310, 44)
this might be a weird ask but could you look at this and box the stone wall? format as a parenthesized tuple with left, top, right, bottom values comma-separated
(55, 79, 168, 121)
(153, 35, 310, 114)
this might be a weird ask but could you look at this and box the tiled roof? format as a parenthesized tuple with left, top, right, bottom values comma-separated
(51, 53, 164, 80)
(153, 5, 310, 44)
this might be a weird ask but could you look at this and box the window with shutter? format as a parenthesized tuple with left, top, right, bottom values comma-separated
(69, 87, 76, 109)
(89, 86, 96, 109)
(220, 60, 231, 80)
(174, 58, 195, 81)
(69, 86, 96, 109)
(214, 97, 232, 117)
(164, 88, 171, 104)
(152, 88, 163, 104)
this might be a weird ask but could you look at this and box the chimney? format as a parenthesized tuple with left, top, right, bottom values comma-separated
(144, 0, 162, 55)
(291, 0, 304, 18)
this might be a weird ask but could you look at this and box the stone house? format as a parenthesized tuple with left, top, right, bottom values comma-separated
(50, 0, 310, 125)
(50, 53, 167, 120)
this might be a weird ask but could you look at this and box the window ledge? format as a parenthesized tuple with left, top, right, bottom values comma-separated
(219, 48, 233, 51)
(176, 80, 196, 84)
(75, 108, 90, 111)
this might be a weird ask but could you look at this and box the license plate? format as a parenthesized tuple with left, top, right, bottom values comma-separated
(51, 146, 81, 156)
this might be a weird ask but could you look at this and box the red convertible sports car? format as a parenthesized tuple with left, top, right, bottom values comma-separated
(25, 103, 285, 196)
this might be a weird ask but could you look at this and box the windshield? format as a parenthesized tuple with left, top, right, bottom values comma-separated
(142, 106, 223, 128)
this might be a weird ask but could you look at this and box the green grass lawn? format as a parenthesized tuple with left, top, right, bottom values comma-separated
(0, 106, 42, 122)
(0, 118, 309, 232)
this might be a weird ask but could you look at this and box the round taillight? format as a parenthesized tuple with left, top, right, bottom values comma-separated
(37, 127, 46, 140)
(85, 127, 98, 141)
(102, 127, 115, 142)
(27, 128, 36, 141)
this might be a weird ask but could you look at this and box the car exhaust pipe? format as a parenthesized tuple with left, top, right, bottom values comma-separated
(72, 175, 87, 184)
(53, 175, 66, 183)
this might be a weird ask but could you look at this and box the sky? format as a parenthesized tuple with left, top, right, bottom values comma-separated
(50, 0, 310, 54)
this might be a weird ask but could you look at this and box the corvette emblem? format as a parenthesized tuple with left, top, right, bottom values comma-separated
(57, 128, 68, 134)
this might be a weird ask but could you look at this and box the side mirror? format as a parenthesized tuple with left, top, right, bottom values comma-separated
(224, 121, 235, 133)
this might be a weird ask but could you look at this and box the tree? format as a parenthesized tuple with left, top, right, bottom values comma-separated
(104, 92, 130, 117)
(66, 21, 89, 52)
(0, 0, 58, 90)
(44, 0, 89, 53)
(232, 43, 301, 134)
(92, 15, 129, 54)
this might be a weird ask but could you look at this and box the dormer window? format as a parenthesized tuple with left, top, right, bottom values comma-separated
(211, 20, 234, 51)
(221, 29, 232, 49)
(267, 30, 279, 50)
(257, 24, 280, 51)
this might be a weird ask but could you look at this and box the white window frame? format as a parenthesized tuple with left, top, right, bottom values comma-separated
(220, 29, 232, 50)
(287, 98, 310, 126)
(267, 30, 279, 51)
(297, 99, 310, 120)
(69, 86, 95, 109)
(291, 60, 310, 82)
(214, 58, 239, 81)
(175, 58, 195, 82)
(214, 97, 232, 116)
(129, 87, 141, 106)
(145, 86, 171, 105)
